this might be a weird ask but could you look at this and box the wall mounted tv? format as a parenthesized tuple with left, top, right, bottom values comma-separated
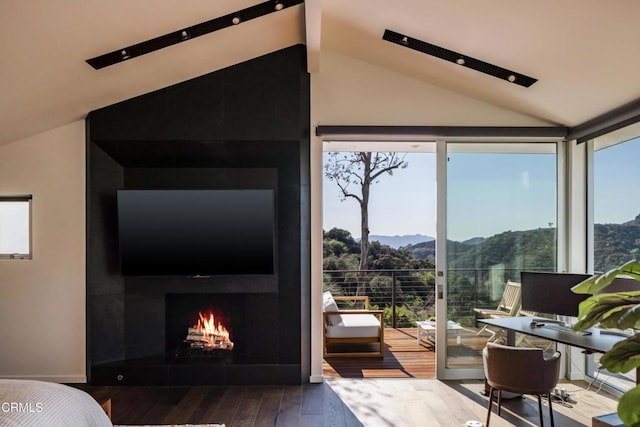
(117, 189, 275, 276)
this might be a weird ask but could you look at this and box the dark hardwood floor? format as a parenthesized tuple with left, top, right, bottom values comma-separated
(75, 328, 592, 426)
(75, 379, 618, 426)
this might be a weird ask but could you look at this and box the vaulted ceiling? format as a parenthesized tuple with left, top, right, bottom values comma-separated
(2, 0, 640, 146)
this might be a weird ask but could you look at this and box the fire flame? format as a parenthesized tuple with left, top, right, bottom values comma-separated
(196, 311, 230, 339)
(185, 310, 234, 351)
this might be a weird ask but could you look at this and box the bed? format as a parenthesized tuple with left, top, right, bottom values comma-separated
(0, 379, 112, 426)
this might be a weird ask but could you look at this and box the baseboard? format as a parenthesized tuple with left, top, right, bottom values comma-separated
(0, 375, 87, 383)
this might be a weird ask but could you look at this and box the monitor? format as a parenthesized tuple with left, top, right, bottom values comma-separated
(520, 272, 591, 317)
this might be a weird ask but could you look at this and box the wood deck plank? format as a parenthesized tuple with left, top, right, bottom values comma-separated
(323, 328, 436, 379)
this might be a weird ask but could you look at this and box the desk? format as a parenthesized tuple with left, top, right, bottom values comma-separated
(477, 316, 626, 353)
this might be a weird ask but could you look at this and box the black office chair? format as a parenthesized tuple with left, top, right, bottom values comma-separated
(483, 342, 562, 427)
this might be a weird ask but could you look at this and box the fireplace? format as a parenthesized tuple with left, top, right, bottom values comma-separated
(166, 294, 277, 365)
(87, 45, 311, 386)
(89, 287, 301, 385)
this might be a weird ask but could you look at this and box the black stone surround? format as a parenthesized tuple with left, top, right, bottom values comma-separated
(86, 45, 311, 385)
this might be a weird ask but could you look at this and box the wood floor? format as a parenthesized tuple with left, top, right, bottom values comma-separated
(76, 328, 619, 426)
(77, 379, 619, 426)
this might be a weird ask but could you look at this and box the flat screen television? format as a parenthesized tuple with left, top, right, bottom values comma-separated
(117, 189, 275, 276)
(520, 272, 591, 317)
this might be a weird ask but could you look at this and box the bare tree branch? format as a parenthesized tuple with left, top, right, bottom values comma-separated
(324, 151, 409, 297)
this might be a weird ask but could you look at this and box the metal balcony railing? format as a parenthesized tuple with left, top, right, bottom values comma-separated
(323, 267, 555, 328)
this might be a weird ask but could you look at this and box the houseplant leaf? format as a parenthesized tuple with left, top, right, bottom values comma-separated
(573, 292, 640, 330)
(572, 260, 640, 295)
(618, 385, 640, 427)
(572, 261, 640, 427)
(599, 334, 640, 373)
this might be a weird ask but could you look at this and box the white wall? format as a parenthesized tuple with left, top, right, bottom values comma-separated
(0, 120, 86, 382)
(312, 50, 554, 127)
(309, 51, 556, 382)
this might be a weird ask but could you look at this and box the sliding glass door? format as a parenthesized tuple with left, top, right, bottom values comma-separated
(436, 142, 558, 377)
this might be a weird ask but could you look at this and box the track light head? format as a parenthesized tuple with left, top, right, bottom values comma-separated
(86, 0, 304, 70)
(382, 29, 537, 88)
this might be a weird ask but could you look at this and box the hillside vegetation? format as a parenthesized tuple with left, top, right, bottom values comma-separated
(323, 214, 640, 326)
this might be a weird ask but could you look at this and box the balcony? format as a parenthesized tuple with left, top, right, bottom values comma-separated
(322, 268, 554, 378)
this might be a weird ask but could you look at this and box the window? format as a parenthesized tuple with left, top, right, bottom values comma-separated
(593, 133, 640, 272)
(0, 195, 32, 259)
(590, 126, 640, 391)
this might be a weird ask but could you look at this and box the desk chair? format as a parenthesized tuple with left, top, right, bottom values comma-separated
(483, 342, 561, 427)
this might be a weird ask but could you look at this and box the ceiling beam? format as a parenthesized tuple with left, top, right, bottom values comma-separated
(567, 97, 640, 143)
(304, 0, 322, 73)
(316, 125, 567, 141)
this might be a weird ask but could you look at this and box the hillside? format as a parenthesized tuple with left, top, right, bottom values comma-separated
(594, 214, 640, 271)
(366, 234, 434, 248)
(325, 212, 640, 274)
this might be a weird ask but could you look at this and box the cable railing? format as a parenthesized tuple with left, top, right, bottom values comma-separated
(323, 268, 435, 328)
(323, 267, 555, 328)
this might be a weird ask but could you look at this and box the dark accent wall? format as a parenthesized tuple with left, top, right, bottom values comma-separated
(86, 45, 310, 385)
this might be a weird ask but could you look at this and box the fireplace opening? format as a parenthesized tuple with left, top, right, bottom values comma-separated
(166, 293, 275, 365)
(174, 309, 235, 362)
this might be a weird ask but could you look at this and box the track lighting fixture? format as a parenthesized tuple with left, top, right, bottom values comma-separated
(86, 0, 303, 70)
(383, 29, 537, 88)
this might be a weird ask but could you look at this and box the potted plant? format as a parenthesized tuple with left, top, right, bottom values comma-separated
(572, 260, 640, 427)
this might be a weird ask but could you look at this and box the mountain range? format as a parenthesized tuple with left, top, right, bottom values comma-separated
(365, 234, 434, 248)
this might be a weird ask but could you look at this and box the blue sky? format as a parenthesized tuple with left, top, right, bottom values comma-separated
(594, 137, 640, 224)
(323, 138, 640, 242)
(323, 152, 436, 239)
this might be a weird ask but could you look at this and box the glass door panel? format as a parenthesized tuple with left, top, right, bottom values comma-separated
(589, 124, 640, 390)
(443, 142, 558, 372)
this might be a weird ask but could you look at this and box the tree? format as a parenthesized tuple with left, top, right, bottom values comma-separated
(324, 152, 407, 295)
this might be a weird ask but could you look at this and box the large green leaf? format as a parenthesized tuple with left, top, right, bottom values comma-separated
(572, 260, 640, 295)
(618, 385, 640, 427)
(600, 335, 640, 373)
(574, 292, 640, 330)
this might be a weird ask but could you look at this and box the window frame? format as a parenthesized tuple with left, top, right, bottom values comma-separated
(0, 195, 33, 260)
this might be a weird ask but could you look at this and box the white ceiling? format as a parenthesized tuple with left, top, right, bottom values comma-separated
(2, 0, 640, 146)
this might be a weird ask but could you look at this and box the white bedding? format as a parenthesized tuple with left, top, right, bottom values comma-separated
(0, 379, 112, 427)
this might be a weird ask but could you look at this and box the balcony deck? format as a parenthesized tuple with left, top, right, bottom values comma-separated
(324, 327, 493, 378)
(323, 326, 551, 378)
